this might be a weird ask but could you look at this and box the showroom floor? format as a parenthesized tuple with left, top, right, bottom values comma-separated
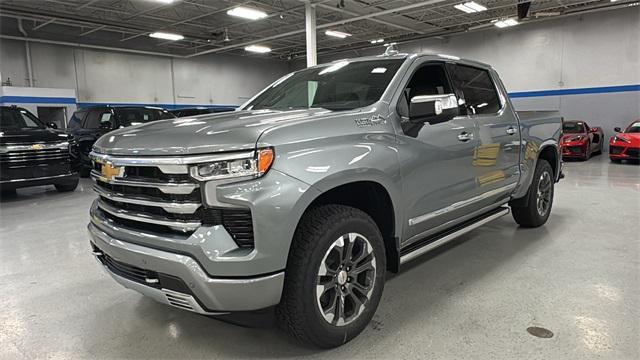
(1, 155, 638, 360)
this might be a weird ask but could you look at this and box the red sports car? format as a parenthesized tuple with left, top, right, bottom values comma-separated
(609, 120, 640, 163)
(561, 120, 604, 160)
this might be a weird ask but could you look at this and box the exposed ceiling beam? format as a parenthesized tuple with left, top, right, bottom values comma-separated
(314, 3, 428, 35)
(33, 18, 56, 30)
(77, 0, 100, 10)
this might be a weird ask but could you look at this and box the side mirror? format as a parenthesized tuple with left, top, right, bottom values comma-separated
(48, 122, 58, 129)
(409, 94, 459, 125)
(614, 127, 621, 133)
(589, 127, 600, 133)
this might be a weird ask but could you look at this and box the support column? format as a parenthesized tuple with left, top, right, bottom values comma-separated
(305, 2, 317, 67)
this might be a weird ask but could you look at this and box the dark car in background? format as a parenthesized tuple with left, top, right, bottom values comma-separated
(68, 106, 176, 175)
(169, 106, 235, 118)
(561, 120, 603, 160)
(0, 106, 79, 193)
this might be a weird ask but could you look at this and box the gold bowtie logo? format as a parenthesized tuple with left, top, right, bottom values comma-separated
(101, 163, 122, 181)
(31, 144, 43, 150)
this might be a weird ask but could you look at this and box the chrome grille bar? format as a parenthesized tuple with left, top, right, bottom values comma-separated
(90, 170, 198, 195)
(93, 185, 200, 214)
(96, 199, 201, 232)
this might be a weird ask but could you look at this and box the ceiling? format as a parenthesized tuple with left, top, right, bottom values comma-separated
(0, 0, 635, 60)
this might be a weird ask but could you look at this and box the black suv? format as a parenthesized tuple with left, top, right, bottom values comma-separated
(68, 106, 176, 175)
(0, 106, 79, 193)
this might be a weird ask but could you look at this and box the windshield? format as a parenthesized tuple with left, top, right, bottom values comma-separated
(0, 107, 45, 129)
(625, 121, 640, 133)
(117, 108, 175, 127)
(245, 59, 404, 111)
(563, 122, 585, 134)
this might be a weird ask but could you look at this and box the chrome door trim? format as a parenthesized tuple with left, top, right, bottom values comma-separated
(400, 207, 510, 265)
(408, 183, 517, 226)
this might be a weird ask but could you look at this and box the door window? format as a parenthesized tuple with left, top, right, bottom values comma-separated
(84, 109, 112, 129)
(397, 63, 454, 119)
(448, 65, 501, 115)
(68, 111, 87, 130)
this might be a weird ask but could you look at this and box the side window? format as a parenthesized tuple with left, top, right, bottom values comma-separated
(397, 63, 453, 118)
(449, 65, 501, 115)
(84, 110, 112, 129)
(68, 111, 86, 130)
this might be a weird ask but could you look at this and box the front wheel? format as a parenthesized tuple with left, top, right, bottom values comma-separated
(55, 178, 79, 192)
(511, 159, 554, 228)
(277, 205, 386, 348)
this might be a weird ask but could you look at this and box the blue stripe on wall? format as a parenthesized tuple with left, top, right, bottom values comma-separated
(2, 84, 638, 107)
(508, 84, 640, 98)
(0, 96, 77, 104)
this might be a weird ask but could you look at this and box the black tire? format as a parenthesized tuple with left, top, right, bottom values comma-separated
(610, 158, 621, 163)
(583, 141, 591, 161)
(511, 159, 554, 228)
(55, 178, 79, 192)
(277, 205, 386, 348)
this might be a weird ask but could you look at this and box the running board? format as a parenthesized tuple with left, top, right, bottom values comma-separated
(399, 206, 510, 265)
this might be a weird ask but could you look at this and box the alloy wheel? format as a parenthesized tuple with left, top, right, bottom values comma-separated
(315, 233, 377, 326)
(536, 171, 552, 217)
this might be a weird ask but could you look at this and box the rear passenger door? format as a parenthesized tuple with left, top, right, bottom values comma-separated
(447, 64, 521, 206)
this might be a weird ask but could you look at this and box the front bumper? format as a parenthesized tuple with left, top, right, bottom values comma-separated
(561, 142, 588, 158)
(88, 223, 284, 313)
(0, 171, 78, 189)
(609, 145, 639, 160)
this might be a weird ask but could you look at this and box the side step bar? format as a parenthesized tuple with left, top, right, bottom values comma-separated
(399, 206, 510, 265)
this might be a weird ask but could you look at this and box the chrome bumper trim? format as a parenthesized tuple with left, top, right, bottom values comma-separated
(96, 198, 201, 232)
(0, 141, 69, 153)
(91, 170, 198, 195)
(0, 172, 75, 184)
(93, 184, 201, 214)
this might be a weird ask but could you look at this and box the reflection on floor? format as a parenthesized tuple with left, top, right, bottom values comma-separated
(1, 156, 638, 359)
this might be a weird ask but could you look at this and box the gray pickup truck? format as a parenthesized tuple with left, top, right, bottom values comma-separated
(88, 50, 562, 348)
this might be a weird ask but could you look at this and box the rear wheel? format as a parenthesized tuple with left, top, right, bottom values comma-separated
(277, 205, 386, 348)
(511, 159, 554, 228)
(610, 158, 621, 163)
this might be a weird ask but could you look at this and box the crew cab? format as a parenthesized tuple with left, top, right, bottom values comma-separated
(67, 105, 175, 175)
(87, 50, 562, 348)
(0, 106, 78, 193)
(561, 120, 603, 160)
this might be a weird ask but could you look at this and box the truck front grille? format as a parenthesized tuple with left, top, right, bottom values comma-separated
(0, 142, 70, 166)
(91, 154, 255, 247)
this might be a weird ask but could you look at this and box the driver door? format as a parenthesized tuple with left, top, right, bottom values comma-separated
(395, 61, 480, 244)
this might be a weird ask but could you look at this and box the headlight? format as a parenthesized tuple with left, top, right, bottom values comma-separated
(189, 148, 274, 181)
(614, 136, 630, 143)
(566, 135, 584, 142)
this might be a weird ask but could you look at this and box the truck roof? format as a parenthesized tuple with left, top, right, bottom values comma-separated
(315, 52, 493, 71)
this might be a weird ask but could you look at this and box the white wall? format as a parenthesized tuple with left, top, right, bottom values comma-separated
(0, 40, 290, 107)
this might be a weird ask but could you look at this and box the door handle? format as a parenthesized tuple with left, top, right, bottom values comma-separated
(457, 132, 473, 142)
(506, 126, 518, 135)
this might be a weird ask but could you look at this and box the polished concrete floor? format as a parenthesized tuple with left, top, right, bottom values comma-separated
(1, 155, 638, 359)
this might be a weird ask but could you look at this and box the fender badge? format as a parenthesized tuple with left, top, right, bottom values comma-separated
(354, 114, 386, 128)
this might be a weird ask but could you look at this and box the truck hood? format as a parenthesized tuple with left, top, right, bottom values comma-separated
(0, 127, 70, 145)
(93, 108, 335, 156)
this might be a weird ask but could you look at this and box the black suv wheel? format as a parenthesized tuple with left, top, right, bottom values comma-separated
(277, 205, 386, 348)
(511, 159, 554, 227)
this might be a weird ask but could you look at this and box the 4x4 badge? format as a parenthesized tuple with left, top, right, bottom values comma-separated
(354, 114, 386, 128)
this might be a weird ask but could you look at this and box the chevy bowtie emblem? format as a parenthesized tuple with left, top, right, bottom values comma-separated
(31, 144, 43, 150)
(101, 163, 122, 181)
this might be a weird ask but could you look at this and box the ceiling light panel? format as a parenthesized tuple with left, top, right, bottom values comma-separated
(454, 2, 487, 13)
(227, 7, 268, 20)
(325, 30, 352, 39)
(494, 18, 519, 28)
(245, 45, 272, 53)
(149, 32, 184, 41)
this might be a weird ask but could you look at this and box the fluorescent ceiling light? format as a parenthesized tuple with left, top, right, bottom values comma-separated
(494, 18, 518, 28)
(227, 6, 268, 20)
(454, 2, 487, 13)
(370, 38, 384, 44)
(325, 30, 351, 39)
(244, 45, 271, 53)
(152, 0, 175, 4)
(149, 32, 184, 41)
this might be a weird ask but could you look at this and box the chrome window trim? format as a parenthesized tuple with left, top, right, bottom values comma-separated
(93, 185, 201, 214)
(408, 183, 517, 226)
(90, 151, 255, 167)
(96, 199, 201, 232)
